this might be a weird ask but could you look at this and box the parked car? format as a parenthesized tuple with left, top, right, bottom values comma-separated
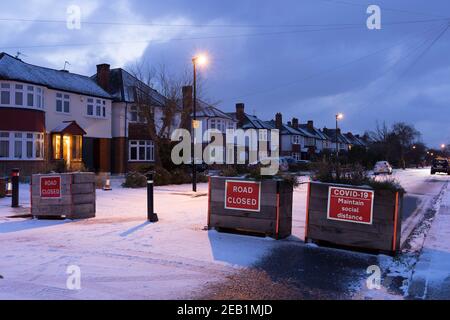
(279, 156, 297, 171)
(278, 157, 291, 172)
(373, 161, 393, 175)
(431, 158, 450, 175)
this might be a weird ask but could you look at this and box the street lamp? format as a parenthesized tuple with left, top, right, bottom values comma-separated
(191, 53, 208, 192)
(335, 113, 344, 160)
(441, 144, 447, 157)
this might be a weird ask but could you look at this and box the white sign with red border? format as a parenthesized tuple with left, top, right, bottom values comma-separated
(224, 180, 261, 212)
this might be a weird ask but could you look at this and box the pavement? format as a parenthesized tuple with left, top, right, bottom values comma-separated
(408, 180, 450, 299)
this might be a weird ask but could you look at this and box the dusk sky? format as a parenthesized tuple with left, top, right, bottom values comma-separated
(0, 0, 449, 146)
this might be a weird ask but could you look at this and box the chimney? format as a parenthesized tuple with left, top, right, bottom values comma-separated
(275, 113, 283, 130)
(96, 64, 110, 92)
(236, 103, 245, 127)
(182, 86, 193, 130)
(307, 120, 314, 130)
(292, 117, 299, 129)
(287, 121, 292, 127)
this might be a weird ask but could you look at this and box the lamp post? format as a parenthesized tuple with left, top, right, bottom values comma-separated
(335, 113, 344, 161)
(441, 144, 447, 157)
(191, 54, 208, 192)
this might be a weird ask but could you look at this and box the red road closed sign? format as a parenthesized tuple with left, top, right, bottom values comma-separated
(327, 186, 374, 225)
(225, 180, 261, 212)
(40, 176, 61, 198)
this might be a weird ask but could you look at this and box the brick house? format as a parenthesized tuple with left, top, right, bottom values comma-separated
(0, 52, 113, 176)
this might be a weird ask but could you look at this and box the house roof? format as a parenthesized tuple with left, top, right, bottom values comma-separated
(344, 133, 367, 147)
(51, 121, 86, 135)
(0, 52, 111, 99)
(323, 128, 351, 144)
(265, 120, 316, 137)
(193, 100, 234, 120)
(92, 68, 167, 106)
(299, 124, 328, 140)
(227, 112, 275, 130)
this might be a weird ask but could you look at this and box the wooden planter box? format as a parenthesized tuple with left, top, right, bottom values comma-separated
(305, 182, 403, 254)
(208, 176, 293, 239)
(31, 172, 96, 219)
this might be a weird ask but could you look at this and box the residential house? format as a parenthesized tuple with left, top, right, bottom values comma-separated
(299, 120, 332, 158)
(322, 128, 351, 153)
(182, 86, 237, 163)
(227, 103, 276, 163)
(344, 132, 368, 150)
(268, 114, 316, 161)
(0, 52, 113, 176)
(92, 65, 171, 173)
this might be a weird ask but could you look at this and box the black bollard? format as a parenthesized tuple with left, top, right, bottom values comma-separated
(146, 173, 158, 222)
(11, 168, 19, 208)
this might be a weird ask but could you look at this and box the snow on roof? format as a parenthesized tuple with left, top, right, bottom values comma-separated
(194, 100, 233, 120)
(0, 52, 111, 99)
(265, 120, 316, 137)
(92, 68, 167, 106)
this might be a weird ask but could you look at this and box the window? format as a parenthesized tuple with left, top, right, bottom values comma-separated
(86, 98, 106, 118)
(1, 83, 10, 105)
(56, 93, 70, 113)
(71, 135, 82, 160)
(15, 84, 23, 106)
(129, 106, 145, 123)
(87, 98, 94, 116)
(292, 153, 301, 161)
(292, 135, 301, 145)
(27, 86, 34, 107)
(129, 140, 154, 162)
(0, 132, 9, 158)
(0, 131, 44, 160)
(36, 88, 42, 109)
(53, 135, 61, 159)
(0, 82, 44, 109)
(96, 99, 101, 117)
(259, 130, 268, 141)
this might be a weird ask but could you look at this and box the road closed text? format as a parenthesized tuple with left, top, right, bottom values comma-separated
(327, 186, 374, 224)
(224, 180, 261, 212)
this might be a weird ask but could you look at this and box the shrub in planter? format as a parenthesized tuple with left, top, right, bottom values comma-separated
(122, 171, 147, 188)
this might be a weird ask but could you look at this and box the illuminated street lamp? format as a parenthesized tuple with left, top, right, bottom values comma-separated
(441, 144, 447, 157)
(191, 53, 209, 192)
(335, 113, 344, 160)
